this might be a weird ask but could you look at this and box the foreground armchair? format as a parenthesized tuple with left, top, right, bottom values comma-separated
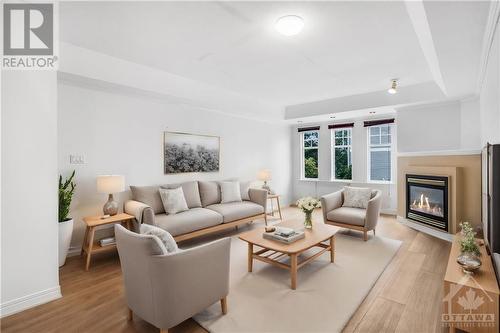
(115, 225, 231, 333)
(321, 189, 382, 241)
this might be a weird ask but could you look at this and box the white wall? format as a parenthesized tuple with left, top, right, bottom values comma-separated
(291, 119, 398, 214)
(1, 71, 60, 316)
(479, 17, 500, 145)
(58, 80, 292, 251)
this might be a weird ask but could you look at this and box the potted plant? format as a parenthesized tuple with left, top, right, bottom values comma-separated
(296, 196, 321, 229)
(457, 221, 482, 274)
(59, 170, 76, 267)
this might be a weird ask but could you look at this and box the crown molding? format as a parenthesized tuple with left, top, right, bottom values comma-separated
(476, 0, 500, 94)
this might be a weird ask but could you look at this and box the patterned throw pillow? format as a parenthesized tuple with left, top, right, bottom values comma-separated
(140, 224, 178, 254)
(342, 186, 372, 209)
(159, 187, 189, 215)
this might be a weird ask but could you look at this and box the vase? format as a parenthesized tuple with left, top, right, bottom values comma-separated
(304, 211, 313, 229)
(58, 219, 74, 267)
(457, 252, 482, 275)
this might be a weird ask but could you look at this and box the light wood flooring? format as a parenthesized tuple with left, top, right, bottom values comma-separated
(1, 207, 451, 333)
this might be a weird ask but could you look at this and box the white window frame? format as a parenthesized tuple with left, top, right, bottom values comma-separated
(367, 124, 394, 183)
(301, 130, 319, 179)
(331, 127, 352, 181)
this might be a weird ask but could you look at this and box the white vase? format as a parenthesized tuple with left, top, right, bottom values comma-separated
(58, 219, 74, 267)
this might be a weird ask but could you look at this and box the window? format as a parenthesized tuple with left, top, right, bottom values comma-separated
(332, 128, 352, 180)
(368, 124, 393, 182)
(302, 131, 319, 179)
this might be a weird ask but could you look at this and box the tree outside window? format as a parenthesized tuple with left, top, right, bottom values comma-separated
(303, 131, 319, 179)
(332, 128, 352, 180)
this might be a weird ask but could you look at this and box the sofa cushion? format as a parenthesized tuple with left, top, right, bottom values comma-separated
(130, 185, 165, 214)
(154, 208, 223, 236)
(206, 201, 264, 223)
(161, 181, 202, 209)
(159, 187, 189, 215)
(199, 181, 221, 207)
(220, 181, 242, 203)
(326, 207, 366, 227)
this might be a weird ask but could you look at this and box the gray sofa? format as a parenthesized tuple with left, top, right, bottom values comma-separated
(125, 180, 268, 241)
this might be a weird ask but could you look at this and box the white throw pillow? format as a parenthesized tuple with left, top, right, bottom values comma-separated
(221, 181, 242, 203)
(140, 224, 178, 254)
(159, 187, 189, 215)
(342, 186, 372, 209)
(240, 180, 251, 201)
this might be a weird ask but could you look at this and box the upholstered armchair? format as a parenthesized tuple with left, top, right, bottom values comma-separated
(321, 189, 382, 241)
(115, 225, 231, 333)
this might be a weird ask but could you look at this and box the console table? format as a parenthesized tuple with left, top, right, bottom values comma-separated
(442, 235, 499, 332)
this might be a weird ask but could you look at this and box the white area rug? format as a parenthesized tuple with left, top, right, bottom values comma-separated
(193, 232, 402, 333)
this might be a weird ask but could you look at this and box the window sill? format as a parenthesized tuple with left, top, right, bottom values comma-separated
(298, 179, 394, 185)
(367, 180, 394, 185)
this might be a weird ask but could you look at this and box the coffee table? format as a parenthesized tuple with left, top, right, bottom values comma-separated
(239, 221, 338, 290)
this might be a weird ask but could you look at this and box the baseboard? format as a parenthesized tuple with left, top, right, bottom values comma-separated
(0, 286, 61, 318)
(397, 216, 453, 242)
(381, 208, 397, 216)
(67, 245, 81, 257)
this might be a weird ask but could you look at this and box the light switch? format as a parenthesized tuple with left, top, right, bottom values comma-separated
(70, 155, 85, 164)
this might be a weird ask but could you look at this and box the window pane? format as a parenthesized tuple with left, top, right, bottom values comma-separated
(304, 148, 318, 178)
(370, 135, 379, 145)
(335, 137, 343, 145)
(310, 132, 319, 147)
(371, 127, 380, 136)
(380, 135, 390, 144)
(381, 125, 389, 135)
(370, 148, 391, 181)
(335, 147, 352, 180)
(335, 131, 342, 138)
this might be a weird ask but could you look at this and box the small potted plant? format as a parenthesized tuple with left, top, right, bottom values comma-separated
(457, 221, 482, 274)
(59, 170, 76, 267)
(296, 197, 321, 229)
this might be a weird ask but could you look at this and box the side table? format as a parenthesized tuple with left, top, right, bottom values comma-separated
(81, 213, 135, 271)
(267, 194, 283, 221)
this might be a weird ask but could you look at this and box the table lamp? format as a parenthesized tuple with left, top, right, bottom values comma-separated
(257, 169, 272, 194)
(97, 175, 125, 216)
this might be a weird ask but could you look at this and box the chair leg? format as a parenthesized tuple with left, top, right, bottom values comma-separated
(221, 297, 228, 315)
(373, 229, 376, 236)
(127, 308, 133, 321)
(264, 214, 268, 226)
(363, 230, 368, 241)
(160, 329, 168, 333)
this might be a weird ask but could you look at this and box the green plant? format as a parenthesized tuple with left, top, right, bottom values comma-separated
(459, 221, 481, 257)
(59, 170, 76, 222)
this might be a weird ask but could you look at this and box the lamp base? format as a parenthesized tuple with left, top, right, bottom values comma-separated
(103, 194, 118, 216)
(262, 181, 273, 194)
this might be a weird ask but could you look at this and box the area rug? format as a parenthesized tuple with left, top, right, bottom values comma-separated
(193, 232, 402, 333)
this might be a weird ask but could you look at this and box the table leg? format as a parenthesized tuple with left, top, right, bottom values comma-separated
(330, 236, 335, 263)
(276, 197, 283, 220)
(81, 226, 89, 256)
(85, 226, 96, 271)
(247, 243, 253, 272)
(290, 253, 298, 290)
(270, 198, 274, 216)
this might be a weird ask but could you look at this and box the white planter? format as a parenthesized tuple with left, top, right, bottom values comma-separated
(58, 219, 74, 267)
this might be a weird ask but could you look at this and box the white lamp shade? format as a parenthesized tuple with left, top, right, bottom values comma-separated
(97, 175, 125, 194)
(257, 169, 272, 181)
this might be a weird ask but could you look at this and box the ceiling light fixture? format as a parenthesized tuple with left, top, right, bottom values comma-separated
(387, 79, 398, 94)
(275, 15, 304, 36)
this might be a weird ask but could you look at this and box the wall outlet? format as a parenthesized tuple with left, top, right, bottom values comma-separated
(70, 155, 85, 164)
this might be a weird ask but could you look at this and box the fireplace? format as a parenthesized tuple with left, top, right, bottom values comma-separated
(406, 174, 449, 231)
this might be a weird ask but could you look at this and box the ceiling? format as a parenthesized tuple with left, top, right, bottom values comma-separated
(59, 1, 491, 119)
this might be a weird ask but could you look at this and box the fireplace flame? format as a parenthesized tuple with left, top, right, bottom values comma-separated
(410, 192, 443, 217)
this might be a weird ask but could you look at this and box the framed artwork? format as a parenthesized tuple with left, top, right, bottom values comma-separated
(163, 131, 220, 174)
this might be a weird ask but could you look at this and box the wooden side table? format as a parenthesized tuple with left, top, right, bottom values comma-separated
(267, 194, 283, 220)
(81, 213, 135, 271)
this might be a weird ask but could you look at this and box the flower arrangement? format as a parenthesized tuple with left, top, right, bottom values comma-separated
(459, 221, 481, 257)
(296, 197, 321, 228)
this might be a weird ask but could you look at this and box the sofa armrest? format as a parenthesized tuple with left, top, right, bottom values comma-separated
(149, 237, 231, 328)
(124, 200, 155, 226)
(248, 188, 268, 211)
(365, 190, 382, 231)
(320, 190, 344, 222)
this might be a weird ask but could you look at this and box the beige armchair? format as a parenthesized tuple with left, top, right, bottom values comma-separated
(321, 189, 382, 241)
(115, 225, 231, 333)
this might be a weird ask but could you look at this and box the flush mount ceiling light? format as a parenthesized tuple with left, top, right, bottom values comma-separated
(275, 15, 304, 36)
(387, 79, 398, 94)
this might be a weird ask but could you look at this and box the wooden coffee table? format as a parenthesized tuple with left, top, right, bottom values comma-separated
(239, 221, 338, 289)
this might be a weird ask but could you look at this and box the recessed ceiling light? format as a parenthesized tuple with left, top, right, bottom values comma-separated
(330, 116, 336, 119)
(297, 120, 303, 123)
(275, 15, 304, 36)
(387, 79, 398, 94)
(369, 111, 376, 114)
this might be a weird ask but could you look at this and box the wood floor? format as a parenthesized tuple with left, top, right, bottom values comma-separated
(1, 207, 451, 333)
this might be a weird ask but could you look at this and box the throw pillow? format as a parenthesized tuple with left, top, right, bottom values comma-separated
(140, 224, 178, 254)
(240, 180, 251, 201)
(342, 186, 372, 209)
(220, 181, 242, 203)
(159, 187, 189, 215)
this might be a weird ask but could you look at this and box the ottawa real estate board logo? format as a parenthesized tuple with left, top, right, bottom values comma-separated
(3, 3, 57, 69)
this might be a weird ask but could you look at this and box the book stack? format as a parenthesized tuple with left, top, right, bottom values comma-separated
(263, 227, 305, 244)
(99, 237, 116, 247)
